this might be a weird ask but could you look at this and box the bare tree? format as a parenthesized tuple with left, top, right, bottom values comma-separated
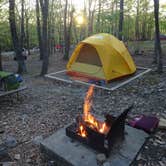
(48, 0, 56, 56)
(0, 46, 2, 70)
(9, 0, 27, 73)
(135, 0, 140, 40)
(87, 0, 96, 35)
(88, 0, 92, 35)
(63, 0, 75, 60)
(40, 0, 49, 75)
(0, 0, 4, 70)
(96, 0, 101, 33)
(73, 24, 79, 44)
(154, 0, 163, 73)
(153, 35, 158, 64)
(63, 0, 68, 60)
(118, 0, 124, 40)
(67, 8, 74, 55)
(25, 10, 30, 55)
(20, 0, 25, 49)
(36, 0, 44, 60)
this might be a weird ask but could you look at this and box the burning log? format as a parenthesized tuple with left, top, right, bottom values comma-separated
(77, 85, 110, 136)
(66, 85, 133, 156)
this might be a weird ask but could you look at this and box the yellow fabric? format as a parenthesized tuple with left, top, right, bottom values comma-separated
(67, 33, 136, 81)
(71, 62, 105, 79)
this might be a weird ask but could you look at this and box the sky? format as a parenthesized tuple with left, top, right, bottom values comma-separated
(72, 0, 166, 10)
(26, 0, 166, 11)
(3, 0, 165, 13)
(72, 0, 85, 11)
(71, 0, 166, 8)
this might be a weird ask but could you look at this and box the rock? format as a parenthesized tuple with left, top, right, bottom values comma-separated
(2, 162, 16, 166)
(32, 135, 43, 145)
(0, 130, 5, 134)
(20, 114, 29, 124)
(158, 161, 165, 166)
(158, 89, 164, 92)
(156, 140, 165, 145)
(4, 136, 17, 148)
(5, 126, 9, 129)
(30, 152, 36, 158)
(0, 137, 4, 145)
(26, 158, 32, 163)
(62, 96, 66, 100)
(153, 142, 158, 146)
(103, 162, 110, 166)
(96, 153, 106, 164)
(0, 145, 8, 157)
(14, 154, 20, 160)
(158, 118, 166, 129)
(138, 164, 143, 166)
(3, 122, 7, 125)
(144, 146, 148, 149)
(137, 154, 143, 160)
(47, 160, 55, 166)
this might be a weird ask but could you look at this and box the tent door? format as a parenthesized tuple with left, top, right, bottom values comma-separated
(76, 44, 102, 66)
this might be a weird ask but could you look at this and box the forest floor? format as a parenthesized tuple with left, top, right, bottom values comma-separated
(0, 41, 166, 166)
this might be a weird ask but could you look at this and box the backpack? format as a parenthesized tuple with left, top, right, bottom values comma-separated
(0, 72, 20, 91)
(129, 115, 159, 133)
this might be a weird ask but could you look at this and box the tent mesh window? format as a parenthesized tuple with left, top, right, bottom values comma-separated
(76, 44, 102, 66)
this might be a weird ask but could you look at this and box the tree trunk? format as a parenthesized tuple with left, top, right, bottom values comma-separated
(0, 46, 2, 71)
(48, 0, 55, 56)
(20, 0, 25, 49)
(135, 0, 140, 40)
(36, 0, 44, 60)
(40, 0, 49, 75)
(89, 10, 95, 35)
(82, 3, 87, 38)
(66, 9, 74, 58)
(111, 1, 114, 34)
(115, 0, 118, 37)
(154, 0, 163, 73)
(9, 0, 27, 74)
(97, 0, 101, 33)
(63, 0, 68, 60)
(153, 36, 158, 64)
(88, 0, 93, 36)
(118, 0, 124, 40)
(73, 25, 79, 44)
(25, 12, 30, 55)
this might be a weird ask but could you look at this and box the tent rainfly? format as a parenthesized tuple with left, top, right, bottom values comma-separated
(66, 33, 136, 82)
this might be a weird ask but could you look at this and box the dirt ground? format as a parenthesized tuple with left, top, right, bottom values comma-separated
(0, 46, 166, 166)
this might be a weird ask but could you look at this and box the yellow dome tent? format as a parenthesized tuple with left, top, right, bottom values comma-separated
(67, 33, 136, 82)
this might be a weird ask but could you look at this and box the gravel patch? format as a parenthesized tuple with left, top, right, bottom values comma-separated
(0, 53, 166, 165)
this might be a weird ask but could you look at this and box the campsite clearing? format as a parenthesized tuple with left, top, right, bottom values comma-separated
(0, 46, 166, 165)
(45, 67, 151, 91)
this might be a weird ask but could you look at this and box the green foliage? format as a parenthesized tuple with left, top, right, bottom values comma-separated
(0, 20, 13, 51)
(0, 0, 166, 52)
(0, 1, 12, 50)
(28, 23, 38, 47)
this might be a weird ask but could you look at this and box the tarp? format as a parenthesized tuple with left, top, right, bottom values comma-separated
(67, 33, 136, 82)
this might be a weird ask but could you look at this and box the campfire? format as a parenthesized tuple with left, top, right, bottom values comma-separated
(77, 85, 110, 137)
(66, 85, 132, 156)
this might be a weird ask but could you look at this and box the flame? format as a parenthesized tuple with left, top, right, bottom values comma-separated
(78, 85, 109, 137)
(79, 125, 87, 137)
(99, 123, 107, 133)
(83, 85, 94, 118)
